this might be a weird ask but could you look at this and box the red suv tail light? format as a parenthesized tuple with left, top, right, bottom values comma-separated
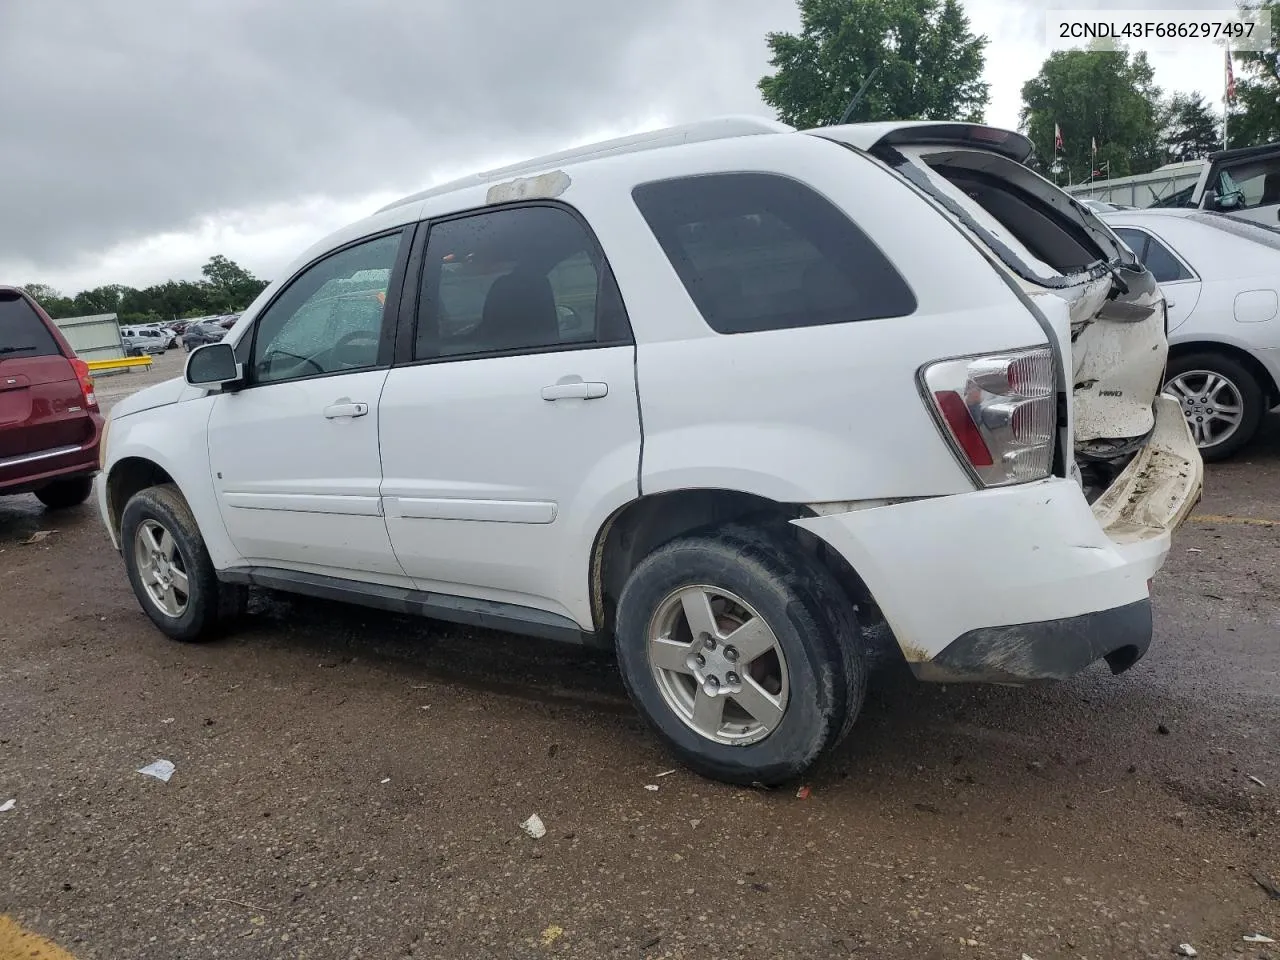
(921, 346, 1056, 487)
(70, 357, 99, 411)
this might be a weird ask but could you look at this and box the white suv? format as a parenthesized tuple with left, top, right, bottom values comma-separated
(97, 117, 1203, 785)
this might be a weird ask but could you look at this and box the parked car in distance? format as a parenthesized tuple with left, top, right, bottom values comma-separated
(1151, 140, 1280, 226)
(142, 323, 180, 349)
(181, 321, 227, 351)
(98, 117, 1202, 785)
(1101, 208, 1280, 459)
(119, 326, 168, 356)
(1, 286, 103, 508)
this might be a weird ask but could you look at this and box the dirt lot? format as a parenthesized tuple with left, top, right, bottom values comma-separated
(2, 351, 1278, 960)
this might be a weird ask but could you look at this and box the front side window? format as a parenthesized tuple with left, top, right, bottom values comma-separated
(632, 173, 916, 334)
(414, 205, 628, 361)
(1113, 227, 1193, 284)
(251, 232, 402, 385)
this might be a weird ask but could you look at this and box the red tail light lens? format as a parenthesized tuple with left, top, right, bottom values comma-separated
(922, 346, 1057, 487)
(70, 357, 98, 411)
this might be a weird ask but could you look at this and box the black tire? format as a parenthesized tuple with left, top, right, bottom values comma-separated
(1165, 351, 1265, 462)
(614, 523, 866, 786)
(35, 476, 93, 510)
(120, 483, 243, 642)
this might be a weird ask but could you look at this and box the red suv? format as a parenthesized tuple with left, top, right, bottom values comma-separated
(1, 286, 103, 509)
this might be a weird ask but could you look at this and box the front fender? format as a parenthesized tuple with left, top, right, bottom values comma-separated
(102, 397, 243, 570)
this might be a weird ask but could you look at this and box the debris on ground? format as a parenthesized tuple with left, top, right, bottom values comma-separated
(795, 785, 811, 800)
(1244, 933, 1275, 944)
(160, 718, 174, 724)
(136, 759, 175, 783)
(520, 814, 546, 839)
(0, 799, 14, 812)
(1247, 775, 1266, 787)
(655, 769, 676, 778)
(1158, 724, 1171, 736)
(643, 784, 659, 792)
(1174, 943, 1197, 957)
(18, 530, 55, 546)
(540, 925, 564, 947)
(380, 778, 390, 784)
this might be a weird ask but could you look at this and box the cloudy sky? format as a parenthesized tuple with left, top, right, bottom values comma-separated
(0, 0, 1239, 295)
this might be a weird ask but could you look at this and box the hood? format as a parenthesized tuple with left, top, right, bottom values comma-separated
(109, 376, 201, 420)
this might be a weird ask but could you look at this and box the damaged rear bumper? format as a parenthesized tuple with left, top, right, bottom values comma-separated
(793, 396, 1203, 684)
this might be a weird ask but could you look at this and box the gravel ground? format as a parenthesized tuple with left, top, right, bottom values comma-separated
(1, 350, 1277, 960)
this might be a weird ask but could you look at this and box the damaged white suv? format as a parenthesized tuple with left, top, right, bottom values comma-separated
(97, 117, 1202, 785)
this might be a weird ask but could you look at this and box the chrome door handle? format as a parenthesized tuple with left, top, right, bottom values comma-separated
(541, 381, 608, 401)
(323, 401, 369, 419)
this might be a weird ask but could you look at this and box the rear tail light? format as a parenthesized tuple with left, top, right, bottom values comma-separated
(921, 345, 1056, 487)
(70, 357, 98, 411)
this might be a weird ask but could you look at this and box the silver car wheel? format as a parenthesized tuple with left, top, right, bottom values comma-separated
(647, 585, 790, 746)
(133, 518, 190, 618)
(1166, 370, 1245, 449)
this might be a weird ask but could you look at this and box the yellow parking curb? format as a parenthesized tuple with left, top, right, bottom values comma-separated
(0, 915, 78, 960)
(1191, 513, 1277, 528)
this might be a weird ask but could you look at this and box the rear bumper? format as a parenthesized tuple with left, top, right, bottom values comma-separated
(793, 398, 1202, 684)
(0, 415, 103, 495)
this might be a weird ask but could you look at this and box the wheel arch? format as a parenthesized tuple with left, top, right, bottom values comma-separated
(1167, 338, 1280, 407)
(589, 488, 891, 655)
(105, 456, 176, 544)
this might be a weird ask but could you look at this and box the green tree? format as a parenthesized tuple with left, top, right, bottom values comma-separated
(1020, 45, 1163, 183)
(1162, 92, 1222, 161)
(758, 0, 989, 128)
(1228, 0, 1280, 147)
(200, 254, 268, 312)
(20, 283, 75, 319)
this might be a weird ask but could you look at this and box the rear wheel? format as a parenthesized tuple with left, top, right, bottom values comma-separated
(614, 524, 865, 786)
(120, 484, 243, 642)
(1165, 352, 1264, 462)
(35, 476, 93, 510)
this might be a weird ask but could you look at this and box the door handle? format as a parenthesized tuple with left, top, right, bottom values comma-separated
(323, 401, 369, 419)
(541, 381, 608, 401)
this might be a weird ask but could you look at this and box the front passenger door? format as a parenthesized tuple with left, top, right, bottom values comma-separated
(207, 229, 413, 582)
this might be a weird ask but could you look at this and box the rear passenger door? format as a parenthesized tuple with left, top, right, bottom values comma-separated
(378, 203, 639, 624)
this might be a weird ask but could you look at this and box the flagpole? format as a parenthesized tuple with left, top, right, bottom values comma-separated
(1224, 44, 1232, 150)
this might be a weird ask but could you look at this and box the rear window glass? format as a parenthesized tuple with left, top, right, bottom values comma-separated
(0, 295, 62, 359)
(632, 173, 916, 334)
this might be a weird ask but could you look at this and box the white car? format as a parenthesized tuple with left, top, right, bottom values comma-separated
(96, 117, 1202, 784)
(118, 326, 168, 356)
(1101, 208, 1280, 459)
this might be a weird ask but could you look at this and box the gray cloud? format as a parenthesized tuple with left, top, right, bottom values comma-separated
(0, 0, 795, 275)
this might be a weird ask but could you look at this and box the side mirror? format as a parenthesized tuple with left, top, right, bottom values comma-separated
(185, 342, 242, 389)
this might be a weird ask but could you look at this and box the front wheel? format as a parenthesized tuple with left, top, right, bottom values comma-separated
(1164, 352, 1265, 461)
(614, 524, 865, 786)
(120, 484, 242, 642)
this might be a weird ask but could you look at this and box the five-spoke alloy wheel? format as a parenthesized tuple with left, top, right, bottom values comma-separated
(615, 524, 865, 786)
(1164, 352, 1265, 462)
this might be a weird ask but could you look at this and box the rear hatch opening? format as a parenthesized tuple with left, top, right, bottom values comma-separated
(814, 123, 1203, 542)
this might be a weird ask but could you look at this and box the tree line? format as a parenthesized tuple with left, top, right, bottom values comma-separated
(23, 255, 268, 326)
(760, 0, 1280, 183)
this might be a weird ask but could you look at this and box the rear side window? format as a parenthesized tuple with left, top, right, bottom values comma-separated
(415, 204, 631, 361)
(632, 173, 916, 334)
(1113, 228, 1193, 283)
(0, 294, 62, 358)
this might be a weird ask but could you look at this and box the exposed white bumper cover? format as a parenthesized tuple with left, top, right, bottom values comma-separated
(794, 396, 1203, 682)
